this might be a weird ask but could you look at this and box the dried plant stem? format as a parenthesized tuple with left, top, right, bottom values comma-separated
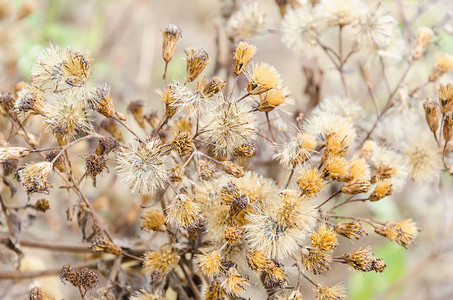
(331, 196, 370, 210)
(0, 194, 18, 243)
(316, 190, 341, 209)
(179, 261, 202, 300)
(163, 61, 169, 87)
(284, 168, 295, 189)
(338, 25, 350, 98)
(237, 92, 250, 102)
(265, 112, 277, 144)
(113, 116, 144, 143)
(50, 134, 95, 165)
(154, 115, 169, 136)
(326, 214, 384, 226)
(256, 131, 278, 149)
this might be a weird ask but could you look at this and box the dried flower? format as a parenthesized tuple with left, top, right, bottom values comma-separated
(257, 89, 286, 112)
(374, 219, 418, 247)
(226, 2, 265, 39)
(360, 140, 377, 160)
(343, 246, 379, 272)
(341, 180, 370, 194)
(275, 131, 317, 169)
(127, 100, 145, 128)
(246, 249, 270, 272)
(14, 84, 47, 115)
(198, 159, 217, 180)
(141, 208, 166, 232)
(166, 194, 201, 228)
(233, 41, 257, 76)
(200, 76, 226, 98)
(185, 48, 209, 83)
(322, 155, 349, 181)
(34, 199, 50, 213)
(169, 164, 185, 182)
(85, 154, 108, 186)
(28, 287, 55, 300)
(130, 290, 168, 300)
(143, 245, 180, 280)
(95, 137, 119, 156)
(296, 167, 326, 197)
(90, 235, 122, 255)
(443, 111, 453, 142)
(0, 146, 30, 162)
(162, 24, 182, 63)
(335, 220, 367, 240)
(221, 268, 249, 296)
(411, 27, 434, 61)
(315, 283, 347, 300)
(261, 260, 288, 290)
(369, 180, 393, 201)
(318, 0, 365, 27)
(429, 53, 453, 82)
(439, 82, 453, 114)
(194, 250, 223, 277)
(303, 247, 332, 275)
(405, 137, 442, 184)
(156, 87, 177, 118)
(60, 265, 98, 295)
(16, 161, 53, 193)
(221, 161, 244, 178)
(245, 62, 281, 95)
(423, 100, 440, 133)
(46, 150, 68, 173)
(310, 223, 337, 252)
(233, 142, 256, 157)
(359, 3, 397, 49)
(88, 83, 114, 118)
(116, 138, 170, 195)
(204, 280, 227, 300)
(172, 131, 194, 156)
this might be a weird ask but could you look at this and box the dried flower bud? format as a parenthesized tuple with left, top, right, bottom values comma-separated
(169, 164, 185, 182)
(143, 245, 180, 280)
(316, 284, 347, 300)
(185, 48, 209, 82)
(100, 119, 123, 141)
(233, 142, 256, 157)
(296, 168, 326, 197)
(221, 268, 249, 296)
(423, 99, 440, 133)
(0, 146, 30, 162)
(439, 82, 453, 114)
(257, 90, 285, 112)
(34, 199, 50, 213)
(443, 111, 453, 142)
(341, 180, 371, 194)
(233, 41, 257, 76)
(16, 161, 53, 193)
(221, 161, 245, 178)
(95, 137, 119, 156)
(373, 258, 387, 273)
(311, 223, 337, 252)
(162, 24, 182, 63)
(335, 220, 367, 240)
(157, 87, 177, 118)
(141, 207, 166, 232)
(198, 159, 217, 180)
(195, 250, 223, 277)
(245, 63, 281, 95)
(246, 250, 270, 272)
(89, 84, 114, 118)
(202, 76, 226, 98)
(166, 194, 201, 228)
(374, 219, 418, 247)
(85, 155, 108, 187)
(343, 246, 379, 272)
(15, 85, 47, 115)
(429, 53, 453, 82)
(204, 280, 227, 300)
(369, 180, 393, 201)
(127, 100, 145, 128)
(60, 265, 98, 293)
(322, 155, 349, 181)
(0, 91, 16, 119)
(360, 140, 377, 160)
(224, 226, 243, 243)
(172, 131, 194, 156)
(28, 287, 55, 300)
(90, 235, 122, 255)
(371, 166, 396, 183)
(303, 248, 331, 275)
(411, 27, 434, 61)
(261, 260, 288, 291)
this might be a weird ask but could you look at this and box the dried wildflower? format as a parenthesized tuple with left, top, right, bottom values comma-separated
(141, 208, 166, 232)
(233, 142, 256, 157)
(204, 280, 227, 300)
(28, 287, 55, 300)
(168, 81, 206, 119)
(322, 155, 349, 181)
(296, 167, 326, 197)
(116, 138, 170, 194)
(257, 89, 285, 112)
(143, 246, 180, 280)
(221, 268, 249, 296)
(34, 199, 50, 213)
(439, 82, 453, 114)
(90, 235, 122, 255)
(341, 180, 370, 195)
(88, 83, 114, 118)
(360, 140, 377, 160)
(443, 111, 453, 142)
(185, 48, 209, 83)
(85, 154, 108, 186)
(275, 131, 317, 169)
(127, 100, 145, 128)
(429, 53, 453, 82)
(281, 291, 304, 300)
(226, 2, 265, 39)
(31, 45, 92, 92)
(405, 137, 442, 184)
(335, 220, 367, 240)
(316, 283, 347, 300)
(374, 219, 418, 247)
(16, 161, 53, 193)
(233, 41, 257, 76)
(0, 146, 30, 162)
(46, 150, 67, 172)
(311, 223, 337, 252)
(201, 76, 226, 98)
(100, 118, 123, 141)
(348, 157, 370, 181)
(172, 131, 194, 156)
(198, 159, 217, 180)
(202, 102, 257, 157)
(411, 27, 434, 61)
(318, 0, 365, 27)
(44, 89, 91, 145)
(373, 258, 387, 273)
(245, 62, 281, 95)
(0, 91, 17, 118)
(195, 250, 223, 277)
(359, 3, 397, 49)
(246, 249, 270, 272)
(156, 87, 177, 118)
(166, 194, 201, 228)
(169, 164, 185, 182)
(370, 147, 409, 191)
(14, 84, 47, 115)
(343, 246, 378, 272)
(224, 226, 243, 243)
(221, 161, 244, 178)
(369, 180, 393, 201)
(60, 265, 98, 295)
(281, 5, 319, 55)
(423, 100, 440, 133)
(261, 260, 288, 290)
(303, 248, 332, 275)
(95, 137, 119, 156)
(161, 24, 181, 63)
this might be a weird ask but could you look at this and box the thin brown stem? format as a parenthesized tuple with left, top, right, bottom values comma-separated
(179, 261, 202, 300)
(316, 190, 341, 209)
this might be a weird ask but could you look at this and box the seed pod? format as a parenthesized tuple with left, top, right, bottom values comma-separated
(411, 27, 434, 61)
(221, 161, 245, 178)
(185, 48, 209, 83)
(162, 24, 182, 63)
(443, 111, 453, 142)
(423, 99, 439, 133)
(90, 235, 122, 256)
(233, 41, 256, 76)
(341, 180, 371, 195)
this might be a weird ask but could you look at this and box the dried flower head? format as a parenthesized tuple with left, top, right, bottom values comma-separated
(172, 131, 194, 156)
(322, 155, 349, 181)
(16, 161, 53, 193)
(31, 45, 93, 92)
(88, 83, 114, 118)
(60, 265, 98, 295)
(360, 140, 377, 160)
(315, 283, 347, 300)
(318, 0, 365, 27)
(303, 248, 332, 275)
(275, 131, 317, 169)
(14, 84, 47, 115)
(204, 280, 227, 300)
(166, 194, 201, 228)
(233, 41, 257, 76)
(169, 164, 185, 182)
(429, 53, 453, 82)
(443, 111, 453, 142)
(85, 154, 108, 186)
(200, 76, 226, 98)
(0, 146, 30, 162)
(405, 137, 442, 184)
(116, 138, 170, 195)
(221, 161, 244, 178)
(194, 250, 223, 277)
(46, 150, 68, 173)
(28, 287, 55, 300)
(341, 180, 370, 195)
(127, 100, 145, 128)
(221, 268, 249, 296)
(423, 99, 440, 133)
(143, 245, 180, 280)
(245, 62, 281, 95)
(246, 249, 270, 272)
(90, 235, 122, 255)
(310, 223, 337, 252)
(233, 142, 256, 157)
(359, 3, 397, 49)
(335, 220, 367, 240)
(156, 87, 177, 118)
(369, 180, 393, 201)
(162, 24, 182, 63)
(226, 2, 265, 39)
(168, 81, 205, 119)
(95, 137, 119, 156)
(257, 89, 286, 112)
(34, 199, 50, 213)
(261, 260, 288, 291)
(185, 48, 209, 82)
(369, 146, 409, 191)
(141, 207, 166, 232)
(343, 246, 380, 272)
(439, 82, 453, 114)
(411, 27, 434, 61)
(198, 159, 217, 180)
(296, 167, 326, 197)
(374, 219, 418, 248)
